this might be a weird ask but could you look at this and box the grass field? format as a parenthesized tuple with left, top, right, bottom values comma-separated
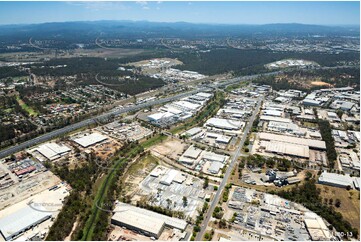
(16, 96, 38, 116)
(317, 184, 360, 233)
(126, 154, 159, 177)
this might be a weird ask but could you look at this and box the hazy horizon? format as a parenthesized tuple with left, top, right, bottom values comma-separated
(0, 1, 359, 26)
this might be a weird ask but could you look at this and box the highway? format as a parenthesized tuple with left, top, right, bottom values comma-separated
(0, 71, 277, 160)
(195, 95, 264, 241)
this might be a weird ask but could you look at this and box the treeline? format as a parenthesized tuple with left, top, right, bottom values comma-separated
(317, 120, 337, 169)
(46, 154, 102, 240)
(172, 48, 359, 76)
(0, 66, 27, 79)
(276, 179, 358, 238)
(245, 154, 292, 171)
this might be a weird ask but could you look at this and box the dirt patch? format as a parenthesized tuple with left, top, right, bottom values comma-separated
(151, 139, 187, 160)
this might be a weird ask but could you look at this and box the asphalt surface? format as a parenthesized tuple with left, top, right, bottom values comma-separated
(195, 96, 263, 241)
(0, 71, 277, 160)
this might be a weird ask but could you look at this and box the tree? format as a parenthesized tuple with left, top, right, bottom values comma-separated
(183, 196, 188, 207)
(203, 176, 209, 189)
(335, 199, 341, 208)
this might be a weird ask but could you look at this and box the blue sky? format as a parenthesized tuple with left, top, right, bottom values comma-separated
(0, 1, 359, 26)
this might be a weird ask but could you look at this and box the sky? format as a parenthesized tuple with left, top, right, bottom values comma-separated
(0, 1, 359, 26)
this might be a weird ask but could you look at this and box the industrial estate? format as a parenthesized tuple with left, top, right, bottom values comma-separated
(0, 2, 360, 242)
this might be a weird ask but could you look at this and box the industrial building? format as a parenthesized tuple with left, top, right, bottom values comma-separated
(33, 142, 71, 161)
(205, 118, 244, 131)
(259, 133, 326, 150)
(318, 172, 353, 188)
(0, 205, 52, 241)
(111, 202, 187, 238)
(72, 132, 108, 148)
(304, 213, 331, 241)
(178, 145, 202, 165)
(261, 141, 310, 158)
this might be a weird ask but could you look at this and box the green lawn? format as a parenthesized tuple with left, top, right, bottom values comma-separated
(16, 96, 38, 116)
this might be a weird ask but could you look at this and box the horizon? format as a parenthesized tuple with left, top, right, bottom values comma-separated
(0, 1, 359, 26)
(0, 19, 360, 28)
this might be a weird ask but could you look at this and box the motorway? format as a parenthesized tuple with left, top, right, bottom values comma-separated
(0, 71, 277, 160)
(195, 95, 264, 241)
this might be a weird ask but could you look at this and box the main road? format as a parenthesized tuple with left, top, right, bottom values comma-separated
(0, 71, 277, 159)
(195, 95, 264, 241)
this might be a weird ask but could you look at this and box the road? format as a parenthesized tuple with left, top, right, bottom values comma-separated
(195, 95, 263, 241)
(0, 71, 276, 160)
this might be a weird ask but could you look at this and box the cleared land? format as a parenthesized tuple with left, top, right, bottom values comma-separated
(317, 184, 360, 233)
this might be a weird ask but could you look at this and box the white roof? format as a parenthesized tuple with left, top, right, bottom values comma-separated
(318, 172, 353, 187)
(202, 152, 229, 163)
(259, 132, 326, 150)
(260, 115, 292, 123)
(264, 141, 309, 158)
(113, 202, 187, 230)
(183, 145, 202, 159)
(73, 133, 108, 148)
(205, 118, 243, 130)
(196, 92, 212, 98)
(111, 210, 165, 236)
(160, 169, 179, 185)
(173, 100, 200, 111)
(185, 127, 202, 136)
(208, 162, 224, 174)
(148, 112, 174, 121)
(36, 142, 71, 161)
(0, 205, 52, 240)
(263, 109, 283, 117)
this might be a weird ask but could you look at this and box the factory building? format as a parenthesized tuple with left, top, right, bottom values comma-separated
(111, 202, 187, 239)
(318, 172, 353, 188)
(33, 142, 71, 161)
(259, 133, 326, 150)
(205, 118, 243, 131)
(72, 132, 108, 148)
(0, 205, 52, 241)
(178, 145, 202, 165)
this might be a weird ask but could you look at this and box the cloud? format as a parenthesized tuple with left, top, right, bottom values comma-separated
(66, 2, 128, 11)
(136, 1, 148, 6)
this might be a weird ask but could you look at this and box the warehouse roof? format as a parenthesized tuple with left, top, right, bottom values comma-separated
(202, 152, 229, 163)
(111, 210, 165, 236)
(205, 118, 243, 130)
(148, 112, 174, 121)
(113, 202, 187, 230)
(182, 145, 202, 159)
(196, 92, 212, 98)
(73, 132, 108, 148)
(185, 127, 202, 137)
(318, 172, 353, 187)
(264, 141, 309, 158)
(35, 142, 71, 161)
(259, 132, 326, 150)
(0, 205, 52, 241)
(208, 161, 224, 174)
(260, 115, 292, 123)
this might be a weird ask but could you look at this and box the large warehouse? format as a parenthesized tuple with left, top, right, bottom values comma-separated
(72, 132, 108, 148)
(111, 202, 187, 238)
(0, 205, 52, 241)
(318, 172, 353, 188)
(34, 142, 71, 161)
(259, 132, 326, 150)
(205, 118, 244, 131)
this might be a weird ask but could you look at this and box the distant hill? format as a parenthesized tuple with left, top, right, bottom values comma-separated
(0, 21, 359, 39)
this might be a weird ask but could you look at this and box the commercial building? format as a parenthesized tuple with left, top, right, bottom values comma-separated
(184, 127, 202, 137)
(259, 132, 326, 150)
(178, 145, 202, 165)
(111, 202, 187, 238)
(34, 142, 71, 161)
(0, 205, 52, 241)
(205, 118, 243, 131)
(208, 161, 224, 174)
(260, 115, 292, 123)
(318, 172, 353, 188)
(72, 132, 108, 148)
(262, 141, 310, 158)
